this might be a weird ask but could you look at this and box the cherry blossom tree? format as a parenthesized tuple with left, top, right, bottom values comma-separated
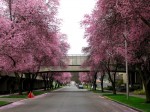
(82, 0, 150, 102)
(61, 72, 72, 84)
(79, 72, 93, 88)
(53, 72, 72, 85)
(116, 0, 150, 102)
(0, 0, 69, 94)
(81, 0, 125, 94)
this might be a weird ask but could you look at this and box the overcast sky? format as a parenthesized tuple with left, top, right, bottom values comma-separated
(58, 0, 96, 55)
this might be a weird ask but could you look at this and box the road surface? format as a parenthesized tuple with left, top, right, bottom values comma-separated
(0, 85, 138, 112)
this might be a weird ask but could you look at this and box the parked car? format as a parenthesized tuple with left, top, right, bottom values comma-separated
(78, 85, 83, 89)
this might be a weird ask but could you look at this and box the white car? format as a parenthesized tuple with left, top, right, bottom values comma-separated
(78, 85, 83, 89)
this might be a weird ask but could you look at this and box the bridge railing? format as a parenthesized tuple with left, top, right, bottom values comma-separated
(67, 54, 87, 66)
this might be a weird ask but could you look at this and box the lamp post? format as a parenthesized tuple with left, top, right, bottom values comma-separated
(123, 19, 129, 99)
(125, 37, 129, 99)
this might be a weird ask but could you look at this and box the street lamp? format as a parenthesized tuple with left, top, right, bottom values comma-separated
(123, 26, 129, 100)
(125, 37, 129, 99)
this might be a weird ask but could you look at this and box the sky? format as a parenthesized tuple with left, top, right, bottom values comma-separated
(58, 0, 96, 55)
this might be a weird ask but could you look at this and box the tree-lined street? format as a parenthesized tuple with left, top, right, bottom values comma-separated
(0, 0, 149, 111)
(0, 85, 137, 112)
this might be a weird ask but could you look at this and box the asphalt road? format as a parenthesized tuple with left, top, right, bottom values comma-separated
(0, 85, 138, 112)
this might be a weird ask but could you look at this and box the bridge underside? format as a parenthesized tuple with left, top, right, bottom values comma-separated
(40, 66, 90, 72)
(38, 55, 126, 73)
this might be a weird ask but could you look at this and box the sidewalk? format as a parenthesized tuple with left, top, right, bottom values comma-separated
(0, 93, 30, 103)
(95, 88, 146, 99)
(118, 91, 146, 99)
(98, 88, 146, 99)
(0, 87, 64, 104)
(0, 98, 24, 103)
(0, 89, 44, 103)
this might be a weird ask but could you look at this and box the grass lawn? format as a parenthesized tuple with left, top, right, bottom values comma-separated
(0, 101, 10, 106)
(85, 88, 150, 112)
(102, 93, 150, 112)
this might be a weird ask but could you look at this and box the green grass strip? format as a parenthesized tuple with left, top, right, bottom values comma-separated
(0, 101, 10, 106)
(86, 88, 150, 112)
(103, 94, 150, 112)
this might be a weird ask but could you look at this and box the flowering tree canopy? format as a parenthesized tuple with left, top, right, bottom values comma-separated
(79, 72, 92, 84)
(81, 0, 150, 101)
(0, 0, 69, 73)
(53, 72, 72, 84)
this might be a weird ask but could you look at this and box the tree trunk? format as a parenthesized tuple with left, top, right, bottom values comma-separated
(29, 79, 34, 92)
(47, 80, 50, 90)
(137, 66, 150, 103)
(18, 78, 23, 95)
(100, 75, 104, 92)
(54, 82, 57, 89)
(28, 73, 38, 92)
(93, 73, 97, 91)
(57, 82, 60, 88)
(49, 79, 53, 89)
(145, 88, 150, 103)
(113, 73, 116, 94)
(143, 77, 150, 103)
(112, 82, 116, 95)
(145, 84, 150, 103)
(107, 73, 116, 94)
(14, 72, 23, 95)
(44, 80, 46, 91)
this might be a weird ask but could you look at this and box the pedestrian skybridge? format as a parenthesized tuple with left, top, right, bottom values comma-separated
(40, 54, 90, 72)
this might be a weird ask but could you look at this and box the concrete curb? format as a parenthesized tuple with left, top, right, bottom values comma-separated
(102, 96, 143, 112)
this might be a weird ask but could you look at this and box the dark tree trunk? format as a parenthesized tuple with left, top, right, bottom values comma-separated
(44, 79, 47, 91)
(49, 79, 53, 89)
(138, 65, 150, 103)
(144, 74, 150, 103)
(15, 72, 23, 95)
(112, 82, 116, 95)
(57, 82, 60, 88)
(28, 73, 38, 92)
(145, 83, 150, 103)
(113, 72, 116, 94)
(145, 89, 150, 103)
(105, 59, 118, 95)
(54, 82, 57, 89)
(29, 79, 34, 92)
(141, 72, 150, 103)
(55, 81, 59, 89)
(100, 75, 105, 92)
(18, 78, 23, 95)
(107, 73, 116, 95)
(93, 73, 97, 91)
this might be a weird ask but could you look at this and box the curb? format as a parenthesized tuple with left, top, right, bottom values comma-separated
(102, 96, 143, 112)
(0, 102, 12, 107)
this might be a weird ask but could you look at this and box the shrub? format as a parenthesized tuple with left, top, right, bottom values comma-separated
(116, 79, 123, 87)
(104, 86, 113, 90)
(133, 89, 145, 95)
